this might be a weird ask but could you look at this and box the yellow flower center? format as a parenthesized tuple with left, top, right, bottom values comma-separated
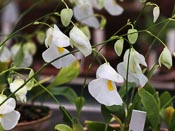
(107, 80, 115, 91)
(0, 114, 3, 118)
(57, 47, 64, 53)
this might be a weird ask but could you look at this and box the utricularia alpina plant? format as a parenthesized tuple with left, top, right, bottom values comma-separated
(0, 0, 175, 131)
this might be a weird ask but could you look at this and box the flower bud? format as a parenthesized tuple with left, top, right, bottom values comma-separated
(127, 28, 138, 44)
(158, 47, 172, 69)
(164, 106, 174, 124)
(153, 6, 160, 23)
(114, 38, 124, 56)
(60, 8, 73, 27)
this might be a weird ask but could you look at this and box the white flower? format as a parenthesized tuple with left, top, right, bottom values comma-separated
(42, 44, 77, 69)
(69, 26, 92, 57)
(9, 79, 28, 103)
(73, 0, 100, 28)
(0, 46, 11, 62)
(88, 63, 124, 106)
(153, 6, 160, 23)
(11, 44, 33, 67)
(104, 0, 123, 16)
(0, 94, 20, 130)
(45, 24, 70, 48)
(117, 48, 148, 87)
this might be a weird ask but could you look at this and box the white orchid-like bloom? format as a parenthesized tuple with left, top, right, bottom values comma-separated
(69, 26, 92, 57)
(73, 0, 100, 28)
(9, 79, 28, 103)
(117, 48, 148, 87)
(73, 0, 123, 28)
(0, 94, 20, 130)
(45, 24, 70, 48)
(88, 63, 124, 106)
(43, 25, 77, 69)
(42, 44, 76, 69)
(0, 46, 12, 62)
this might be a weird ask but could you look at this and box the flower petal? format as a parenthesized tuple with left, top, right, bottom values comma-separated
(42, 44, 77, 69)
(117, 62, 148, 87)
(45, 25, 70, 48)
(0, 97, 16, 114)
(153, 6, 160, 23)
(0, 46, 11, 62)
(96, 63, 124, 83)
(104, 0, 123, 16)
(124, 49, 147, 74)
(52, 25, 70, 47)
(88, 78, 123, 106)
(9, 79, 28, 103)
(73, 4, 100, 28)
(69, 26, 92, 57)
(1, 110, 20, 130)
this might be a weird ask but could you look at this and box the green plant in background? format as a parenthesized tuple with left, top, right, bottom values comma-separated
(0, 0, 175, 131)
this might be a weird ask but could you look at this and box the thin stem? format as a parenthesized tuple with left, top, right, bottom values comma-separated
(92, 48, 108, 63)
(61, 0, 69, 8)
(0, 67, 32, 76)
(134, 3, 146, 25)
(144, 30, 166, 46)
(123, 47, 131, 129)
(34, 21, 52, 28)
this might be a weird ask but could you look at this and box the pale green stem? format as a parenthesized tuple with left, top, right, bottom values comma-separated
(36, 81, 61, 106)
(61, 0, 69, 8)
(34, 21, 52, 28)
(0, 67, 32, 76)
(92, 48, 108, 63)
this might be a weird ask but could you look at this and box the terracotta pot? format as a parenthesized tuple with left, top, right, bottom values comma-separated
(11, 104, 52, 131)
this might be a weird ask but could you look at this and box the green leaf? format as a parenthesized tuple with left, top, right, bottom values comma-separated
(119, 82, 136, 98)
(101, 105, 113, 123)
(0, 124, 4, 131)
(48, 61, 80, 88)
(51, 86, 77, 104)
(143, 83, 156, 95)
(147, 64, 159, 80)
(59, 106, 73, 126)
(75, 97, 85, 116)
(0, 62, 9, 84)
(106, 105, 125, 122)
(160, 91, 172, 108)
(55, 124, 73, 131)
(26, 69, 35, 90)
(13, 45, 24, 66)
(168, 112, 175, 131)
(114, 38, 124, 56)
(127, 29, 138, 44)
(139, 88, 160, 129)
(85, 121, 116, 131)
(72, 118, 84, 131)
